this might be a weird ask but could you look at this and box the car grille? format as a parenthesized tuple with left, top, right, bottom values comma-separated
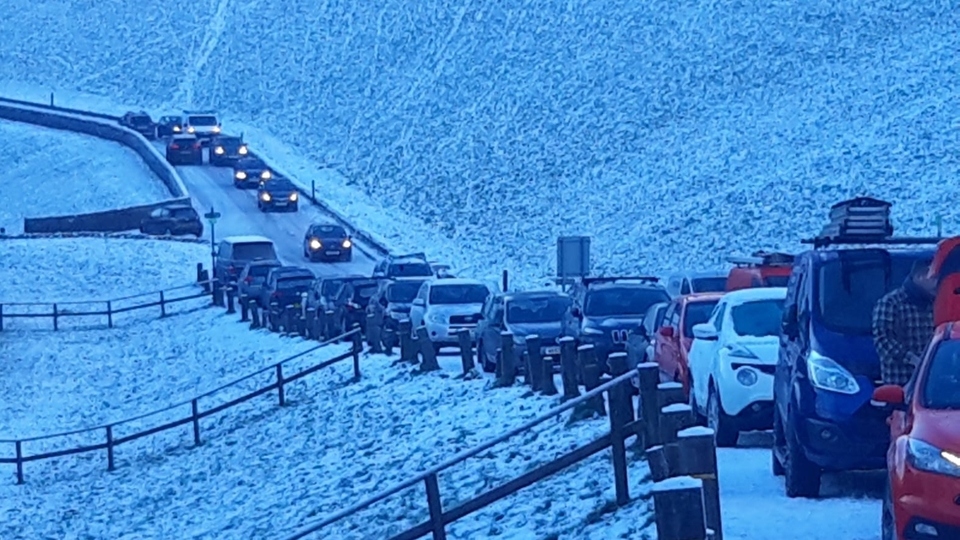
(449, 314, 480, 325)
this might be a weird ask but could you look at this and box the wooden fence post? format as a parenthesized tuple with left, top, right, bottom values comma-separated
(276, 364, 286, 406)
(658, 382, 686, 411)
(284, 305, 297, 335)
(15, 441, 23, 484)
(424, 472, 447, 540)
(160, 290, 168, 317)
(417, 326, 440, 372)
(0, 303, 4, 332)
(678, 427, 723, 540)
(578, 346, 605, 416)
(661, 403, 696, 476)
(652, 477, 707, 540)
(352, 325, 363, 378)
(52, 303, 58, 331)
(399, 320, 414, 362)
(493, 331, 516, 387)
(607, 352, 634, 506)
(240, 296, 250, 322)
(212, 285, 224, 307)
(199, 269, 211, 293)
(324, 310, 336, 340)
(267, 302, 279, 332)
(106, 300, 113, 329)
(638, 363, 661, 449)
(367, 312, 384, 354)
(196, 262, 203, 283)
(191, 399, 201, 446)
(559, 337, 580, 401)
(457, 328, 476, 377)
(106, 425, 115, 471)
(250, 301, 261, 329)
(525, 335, 543, 391)
(305, 308, 317, 339)
(299, 313, 308, 338)
(540, 340, 559, 397)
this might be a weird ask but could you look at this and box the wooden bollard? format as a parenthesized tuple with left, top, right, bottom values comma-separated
(322, 310, 335, 340)
(212, 285, 225, 307)
(658, 382, 686, 411)
(559, 337, 580, 401)
(305, 308, 317, 339)
(383, 325, 395, 355)
(607, 351, 634, 505)
(226, 287, 236, 314)
(577, 343, 598, 386)
(196, 262, 204, 283)
(269, 302, 280, 332)
(284, 305, 297, 335)
(678, 426, 723, 540)
(249, 301, 260, 330)
(638, 362, 662, 448)
(299, 315, 308, 337)
(525, 335, 544, 392)
(457, 328, 475, 376)
(240, 296, 250, 322)
(367, 312, 384, 354)
(652, 476, 707, 540)
(199, 269, 211, 292)
(399, 319, 414, 362)
(539, 338, 558, 396)
(581, 348, 605, 416)
(416, 326, 440, 371)
(661, 403, 696, 474)
(645, 444, 672, 481)
(493, 331, 516, 387)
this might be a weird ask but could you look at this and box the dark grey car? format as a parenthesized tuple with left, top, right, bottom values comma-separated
(367, 277, 429, 348)
(139, 204, 202, 237)
(303, 223, 353, 262)
(214, 235, 279, 286)
(238, 259, 283, 305)
(257, 177, 299, 212)
(476, 290, 575, 373)
(307, 275, 367, 314)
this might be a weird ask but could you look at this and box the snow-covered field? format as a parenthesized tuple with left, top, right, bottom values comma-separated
(0, 119, 168, 233)
(2, 1, 958, 284)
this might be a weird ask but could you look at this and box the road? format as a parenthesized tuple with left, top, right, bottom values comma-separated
(160, 144, 377, 278)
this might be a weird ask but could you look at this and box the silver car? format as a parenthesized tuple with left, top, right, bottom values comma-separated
(237, 259, 282, 305)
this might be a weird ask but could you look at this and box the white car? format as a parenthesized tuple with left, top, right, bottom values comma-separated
(687, 287, 787, 447)
(409, 278, 492, 352)
(182, 110, 222, 141)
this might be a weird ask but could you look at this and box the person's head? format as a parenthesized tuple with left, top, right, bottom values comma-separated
(910, 258, 936, 296)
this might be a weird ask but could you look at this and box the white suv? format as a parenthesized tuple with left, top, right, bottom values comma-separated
(409, 278, 491, 352)
(687, 287, 787, 447)
(182, 110, 222, 142)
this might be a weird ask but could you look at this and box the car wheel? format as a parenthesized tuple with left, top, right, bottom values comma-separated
(771, 408, 786, 476)
(478, 340, 496, 373)
(881, 478, 896, 540)
(784, 407, 822, 498)
(688, 381, 707, 426)
(164, 227, 172, 236)
(707, 384, 738, 447)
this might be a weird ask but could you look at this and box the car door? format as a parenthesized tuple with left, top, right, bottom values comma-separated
(663, 302, 684, 380)
(260, 271, 276, 308)
(480, 297, 505, 361)
(776, 260, 806, 421)
(689, 302, 717, 405)
(699, 303, 728, 406)
(654, 301, 679, 381)
(409, 282, 429, 329)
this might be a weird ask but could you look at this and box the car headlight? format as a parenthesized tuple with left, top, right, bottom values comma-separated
(173, 126, 181, 132)
(427, 312, 446, 324)
(309, 238, 321, 250)
(906, 438, 960, 478)
(214, 146, 225, 155)
(261, 170, 272, 179)
(261, 192, 271, 202)
(212, 126, 221, 133)
(235, 171, 247, 180)
(289, 192, 298, 201)
(342, 239, 352, 248)
(736, 367, 758, 386)
(187, 126, 195, 133)
(806, 351, 859, 394)
(581, 327, 603, 335)
(239, 146, 248, 155)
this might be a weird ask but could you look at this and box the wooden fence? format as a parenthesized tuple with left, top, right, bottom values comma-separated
(283, 322, 725, 540)
(0, 326, 364, 484)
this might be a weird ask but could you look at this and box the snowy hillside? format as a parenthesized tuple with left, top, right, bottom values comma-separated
(2, 2, 958, 283)
(0, 119, 167, 233)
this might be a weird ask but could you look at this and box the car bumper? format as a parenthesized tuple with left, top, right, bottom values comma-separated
(308, 247, 351, 260)
(894, 466, 960, 539)
(262, 200, 298, 210)
(717, 368, 774, 417)
(796, 413, 888, 470)
(424, 322, 477, 344)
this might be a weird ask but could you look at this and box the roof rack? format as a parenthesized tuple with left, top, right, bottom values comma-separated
(391, 252, 427, 261)
(726, 251, 794, 267)
(581, 276, 660, 286)
(801, 236, 943, 249)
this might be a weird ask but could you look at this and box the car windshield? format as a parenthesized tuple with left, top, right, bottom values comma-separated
(683, 300, 720, 336)
(217, 138, 241, 147)
(352, 283, 378, 301)
(131, 115, 151, 125)
(922, 340, 960, 410)
(429, 284, 489, 305)
(171, 208, 197, 219)
(731, 299, 785, 337)
(583, 287, 670, 317)
(277, 276, 313, 289)
(232, 242, 277, 260)
(189, 115, 218, 126)
(312, 225, 346, 237)
(387, 281, 422, 303)
(691, 277, 727, 293)
(390, 261, 434, 277)
(162, 116, 179, 123)
(238, 158, 266, 169)
(761, 274, 790, 287)
(506, 296, 572, 323)
(248, 264, 279, 277)
(816, 253, 920, 335)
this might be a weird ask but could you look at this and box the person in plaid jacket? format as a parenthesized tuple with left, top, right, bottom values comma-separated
(872, 259, 936, 386)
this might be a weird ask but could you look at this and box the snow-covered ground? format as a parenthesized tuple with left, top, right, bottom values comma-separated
(0, 119, 169, 233)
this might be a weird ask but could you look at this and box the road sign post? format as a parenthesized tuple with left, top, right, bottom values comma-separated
(557, 236, 591, 291)
(204, 208, 221, 287)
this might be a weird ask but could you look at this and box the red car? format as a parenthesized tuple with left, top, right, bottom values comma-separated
(725, 251, 793, 291)
(653, 292, 723, 395)
(872, 236, 960, 539)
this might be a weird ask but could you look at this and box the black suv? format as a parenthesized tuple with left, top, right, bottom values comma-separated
(569, 277, 671, 371)
(119, 111, 156, 139)
(165, 134, 202, 165)
(367, 277, 429, 348)
(330, 278, 381, 335)
(157, 115, 182, 137)
(257, 177, 299, 212)
(233, 156, 273, 188)
(139, 204, 203, 237)
(259, 266, 315, 314)
(209, 135, 249, 166)
(307, 275, 368, 314)
(372, 252, 435, 279)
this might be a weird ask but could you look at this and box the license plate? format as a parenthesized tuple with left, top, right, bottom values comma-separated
(326, 250, 340, 255)
(275, 202, 288, 206)
(543, 346, 561, 355)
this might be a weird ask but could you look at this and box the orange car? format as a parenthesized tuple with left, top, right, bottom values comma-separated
(653, 292, 723, 395)
(872, 236, 960, 539)
(725, 251, 794, 291)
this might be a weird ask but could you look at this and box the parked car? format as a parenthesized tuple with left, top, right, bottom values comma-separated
(138, 204, 202, 237)
(156, 115, 182, 137)
(259, 266, 315, 317)
(182, 110, 221, 143)
(653, 292, 723, 392)
(409, 278, 491, 353)
(307, 275, 368, 314)
(626, 301, 669, 369)
(569, 277, 671, 372)
(214, 235, 278, 287)
(208, 135, 248, 166)
(475, 290, 575, 373)
(331, 278, 381, 335)
(725, 251, 794, 291)
(773, 209, 939, 498)
(372, 252, 435, 279)
(367, 277, 429, 349)
(303, 223, 353, 262)
(233, 156, 273, 188)
(687, 287, 787, 447)
(664, 270, 729, 297)
(237, 259, 283, 306)
(165, 134, 202, 165)
(257, 177, 299, 212)
(119, 110, 156, 139)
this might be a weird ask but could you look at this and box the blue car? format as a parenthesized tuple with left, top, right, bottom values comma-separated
(773, 199, 940, 498)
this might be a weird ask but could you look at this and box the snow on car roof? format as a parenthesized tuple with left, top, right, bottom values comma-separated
(223, 235, 273, 244)
(430, 278, 487, 287)
(722, 287, 787, 305)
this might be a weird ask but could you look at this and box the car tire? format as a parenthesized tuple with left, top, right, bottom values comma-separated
(689, 381, 707, 426)
(345, 251, 353, 262)
(164, 227, 172, 236)
(881, 478, 896, 540)
(771, 408, 786, 476)
(478, 340, 496, 373)
(784, 407, 822, 498)
(707, 384, 738, 448)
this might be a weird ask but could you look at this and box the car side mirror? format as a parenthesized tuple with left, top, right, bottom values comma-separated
(691, 323, 717, 341)
(873, 385, 906, 409)
(658, 326, 675, 339)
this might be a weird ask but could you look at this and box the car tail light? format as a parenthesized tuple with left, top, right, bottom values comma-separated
(244, 276, 253, 284)
(228, 265, 237, 275)
(193, 143, 201, 149)
(170, 143, 180, 150)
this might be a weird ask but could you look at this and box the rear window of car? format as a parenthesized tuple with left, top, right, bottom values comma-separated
(131, 115, 151, 125)
(312, 225, 346, 237)
(237, 158, 266, 169)
(278, 276, 313, 289)
(188, 115, 218, 126)
(389, 262, 434, 277)
(232, 242, 276, 260)
(691, 277, 727, 293)
(249, 264, 279, 277)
